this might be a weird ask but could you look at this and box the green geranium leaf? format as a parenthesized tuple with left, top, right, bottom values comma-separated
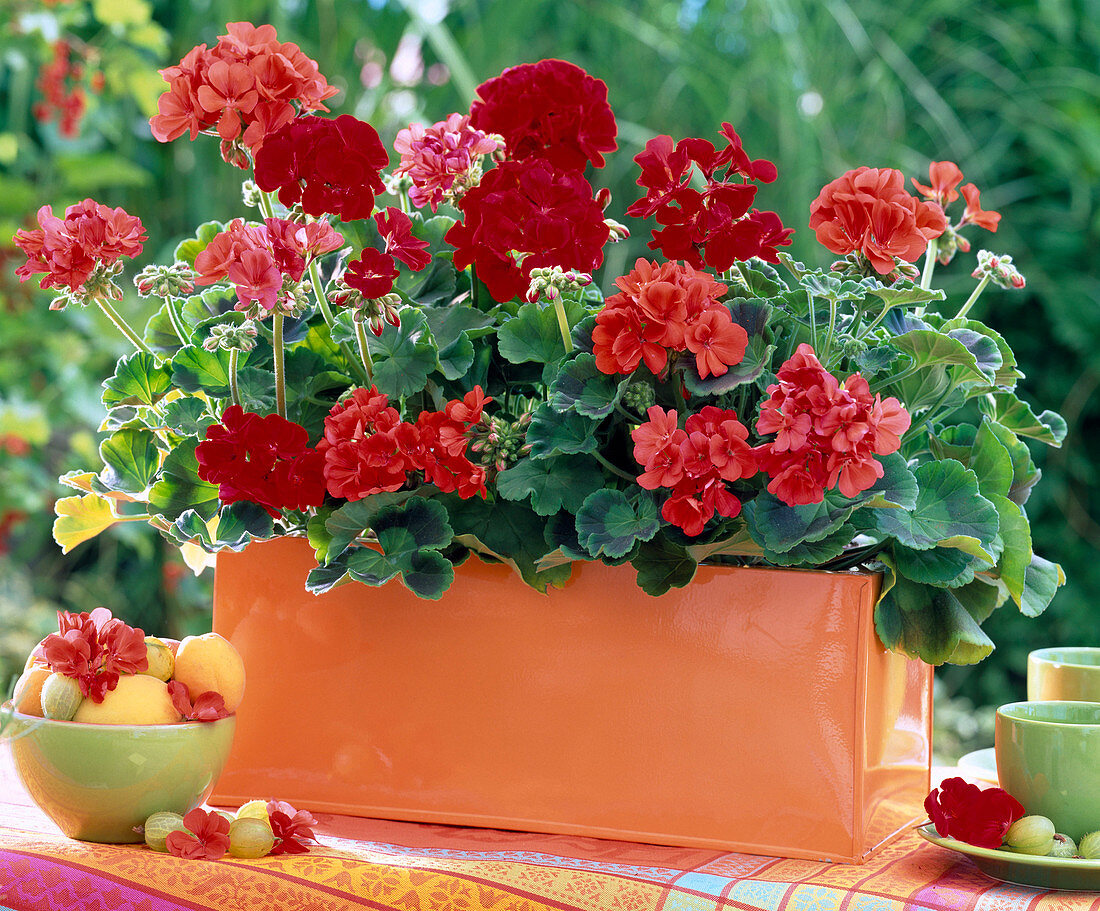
(945, 327, 1001, 383)
(970, 418, 1014, 499)
(346, 546, 403, 586)
(952, 578, 1006, 625)
(874, 561, 995, 665)
(989, 494, 1032, 605)
(306, 508, 335, 563)
(102, 352, 173, 406)
(497, 299, 587, 373)
(682, 335, 775, 396)
(979, 393, 1067, 446)
(496, 455, 604, 516)
(98, 428, 160, 495)
(575, 489, 660, 559)
(984, 420, 1041, 506)
(851, 452, 918, 509)
(373, 498, 453, 563)
(400, 259, 456, 306)
(367, 309, 438, 398)
(447, 497, 570, 590)
(890, 329, 989, 385)
(1020, 554, 1065, 618)
(894, 545, 975, 587)
(874, 460, 999, 558)
(143, 303, 189, 354)
(324, 491, 420, 561)
(632, 536, 697, 595)
(306, 556, 353, 594)
(166, 509, 211, 548)
(939, 317, 1022, 388)
(161, 398, 216, 437)
(399, 549, 455, 600)
(422, 304, 494, 348)
(739, 262, 785, 296)
(171, 345, 238, 397)
(866, 283, 945, 310)
(854, 345, 901, 376)
(173, 220, 225, 267)
(148, 442, 219, 521)
(760, 522, 855, 566)
(212, 501, 273, 549)
(744, 493, 852, 554)
(549, 353, 626, 418)
(436, 333, 475, 381)
(525, 405, 598, 459)
(235, 367, 276, 414)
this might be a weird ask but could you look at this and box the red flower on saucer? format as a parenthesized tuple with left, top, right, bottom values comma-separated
(924, 777, 1024, 849)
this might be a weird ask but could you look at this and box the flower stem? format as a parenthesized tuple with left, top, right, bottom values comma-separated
(920, 238, 939, 290)
(956, 273, 991, 321)
(228, 348, 241, 408)
(257, 189, 276, 221)
(308, 260, 368, 385)
(593, 451, 636, 482)
(354, 319, 375, 384)
(822, 297, 838, 366)
(97, 299, 153, 355)
(808, 293, 818, 352)
(552, 297, 574, 354)
(273, 312, 286, 418)
(165, 296, 189, 347)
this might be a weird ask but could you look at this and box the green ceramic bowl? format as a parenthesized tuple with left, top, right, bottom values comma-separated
(1027, 647, 1100, 702)
(995, 700, 1100, 842)
(1, 703, 235, 843)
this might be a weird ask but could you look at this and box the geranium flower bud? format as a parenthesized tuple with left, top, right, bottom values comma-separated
(134, 262, 196, 299)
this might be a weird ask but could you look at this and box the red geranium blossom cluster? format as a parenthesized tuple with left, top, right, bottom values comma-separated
(445, 159, 610, 303)
(911, 160, 1000, 262)
(627, 124, 793, 271)
(632, 405, 757, 536)
(13, 199, 145, 297)
(38, 608, 148, 703)
(194, 217, 342, 313)
(195, 405, 327, 517)
(337, 207, 430, 305)
(253, 114, 389, 221)
(393, 113, 504, 212)
(925, 777, 1024, 849)
(149, 22, 338, 166)
(317, 386, 489, 501)
(809, 167, 947, 275)
(755, 344, 910, 507)
(168, 680, 231, 722)
(592, 259, 746, 379)
(34, 40, 102, 138)
(166, 808, 232, 860)
(469, 59, 618, 172)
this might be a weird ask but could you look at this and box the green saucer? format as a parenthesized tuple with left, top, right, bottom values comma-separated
(918, 824, 1100, 892)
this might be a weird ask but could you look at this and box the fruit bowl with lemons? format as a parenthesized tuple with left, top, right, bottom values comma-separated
(1, 609, 244, 843)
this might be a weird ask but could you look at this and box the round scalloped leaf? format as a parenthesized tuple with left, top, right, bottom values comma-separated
(575, 489, 660, 559)
(979, 392, 1067, 447)
(1020, 554, 1065, 618)
(399, 549, 455, 600)
(98, 428, 160, 495)
(148, 442, 219, 521)
(372, 498, 453, 564)
(53, 493, 122, 554)
(548, 353, 625, 418)
(524, 405, 598, 459)
(496, 455, 604, 516)
(631, 536, 697, 596)
(102, 352, 173, 407)
(170, 345, 238, 397)
(743, 493, 852, 554)
(497, 300, 587, 370)
(366, 309, 439, 399)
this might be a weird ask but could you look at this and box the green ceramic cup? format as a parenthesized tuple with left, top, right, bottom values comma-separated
(2, 704, 235, 843)
(995, 701, 1100, 842)
(1027, 647, 1100, 702)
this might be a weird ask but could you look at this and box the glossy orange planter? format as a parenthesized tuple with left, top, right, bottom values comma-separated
(211, 536, 931, 862)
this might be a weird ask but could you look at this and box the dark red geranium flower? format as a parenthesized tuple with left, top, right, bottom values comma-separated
(809, 167, 947, 275)
(628, 124, 789, 269)
(445, 158, 609, 303)
(925, 777, 1024, 849)
(374, 208, 430, 272)
(254, 114, 388, 221)
(196, 405, 327, 517)
(266, 800, 319, 855)
(469, 59, 617, 171)
(166, 808, 231, 860)
(41, 608, 147, 703)
(168, 680, 231, 722)
(343, 247, 400, 300)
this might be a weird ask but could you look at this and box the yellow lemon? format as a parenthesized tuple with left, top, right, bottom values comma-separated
(73, 674, 181, 725)
(141, 636, 175, 682)
(173, 633, 245, 713)
(235, 799, 270, 822)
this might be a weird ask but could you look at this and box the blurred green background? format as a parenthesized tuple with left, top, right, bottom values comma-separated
(1, 0, 1096, 760)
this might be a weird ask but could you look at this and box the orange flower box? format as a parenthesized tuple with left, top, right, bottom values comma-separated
(210, 536, 931, 863)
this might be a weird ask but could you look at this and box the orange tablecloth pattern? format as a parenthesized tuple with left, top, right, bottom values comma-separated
(2, 753, 1098, 911)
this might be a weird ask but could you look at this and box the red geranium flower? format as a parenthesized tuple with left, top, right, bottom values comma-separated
(912, 160, 964, 206)
(960, 183, 1001, 232)
(469, 59, 617, 172)
(254, 115, 389, 221)
(375, 208, 430, 272)
(13, 199, 146, 296)
(925, 777, 1024, 849)
(809, 166, 947, 275)
(168, 681, 232, 722)
(266, 800, 319, 855)
(343, 247, 400, 300)
(445, 158, 610, 303)
(196, 405, 327, 517)
(40, 608, 148, 703)
(166, 808, 231, 860)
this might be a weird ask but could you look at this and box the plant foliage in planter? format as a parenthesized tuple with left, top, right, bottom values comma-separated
(12, 23, 1064, 667)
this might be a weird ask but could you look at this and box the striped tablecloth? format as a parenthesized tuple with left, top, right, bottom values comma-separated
(2, 751, 1097, 911)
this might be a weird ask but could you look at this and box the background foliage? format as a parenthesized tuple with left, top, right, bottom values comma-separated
(1, 0, 1096, 757)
